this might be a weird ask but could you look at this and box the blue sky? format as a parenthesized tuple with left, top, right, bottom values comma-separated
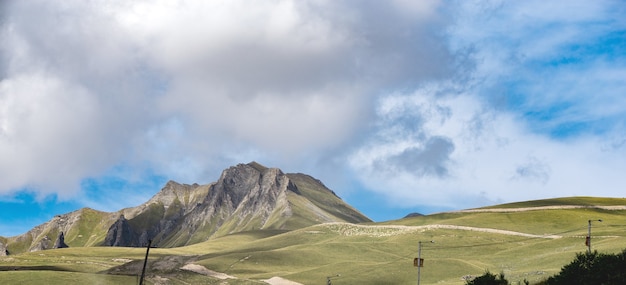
(1, 0, 626, 237)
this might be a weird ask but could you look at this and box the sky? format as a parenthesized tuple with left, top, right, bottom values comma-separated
(1, 0, 626, 237)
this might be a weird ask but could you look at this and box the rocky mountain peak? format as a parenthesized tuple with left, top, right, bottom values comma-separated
(4, 162, 371, 253)
(147, 180, 199, 207)
(247, 161, 268, 172)
(207, 163, 298, 208)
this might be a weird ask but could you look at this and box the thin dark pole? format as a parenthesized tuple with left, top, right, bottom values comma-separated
(587, 219, 602, 253)
(417, 241, 422, 285)
(139, 239, 152, 285)
(587, 220, 591, 254)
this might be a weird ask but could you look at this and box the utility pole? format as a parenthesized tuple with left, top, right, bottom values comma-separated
(139, 239, 152, 285)
(417, 241, 422, 285)
(587, 219, 602, 253)
(417, 241, 433, 285)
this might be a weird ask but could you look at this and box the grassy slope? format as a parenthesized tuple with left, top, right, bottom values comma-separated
(4, 208, 115, 253)
(1, 197, 625, 285)
(64, 208, 115, 247)
(287, 173, 372, 223)
(479, 197, 626, 208)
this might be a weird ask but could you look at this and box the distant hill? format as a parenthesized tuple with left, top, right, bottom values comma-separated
(404, 212, 424, 218)
(476, 196, 626, 209)
(1, 162, 371, 254)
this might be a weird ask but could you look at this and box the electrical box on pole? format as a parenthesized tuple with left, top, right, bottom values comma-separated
(413, 258, 424, 267)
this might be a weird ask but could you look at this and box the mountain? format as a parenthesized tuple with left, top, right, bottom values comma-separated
(1, 162, 371, 254)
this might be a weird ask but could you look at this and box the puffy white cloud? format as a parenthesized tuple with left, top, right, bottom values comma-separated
(2, 0, 626, 214)
(0, 0, 452, 197)
(0, 73, 104, 196)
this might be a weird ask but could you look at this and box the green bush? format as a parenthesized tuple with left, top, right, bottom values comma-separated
(544, 249, 626, 285)
(465, 271, 509, 285)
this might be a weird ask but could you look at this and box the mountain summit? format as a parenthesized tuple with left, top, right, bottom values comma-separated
(3, 162, 371, 253)
(104, 162, 371, 247)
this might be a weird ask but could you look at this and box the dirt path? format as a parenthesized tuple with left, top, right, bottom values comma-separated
(417, 224, 562, 238)
(455, 205, 626, 213)
(180, 263, 237, 280)
(324, 223, 562, 238)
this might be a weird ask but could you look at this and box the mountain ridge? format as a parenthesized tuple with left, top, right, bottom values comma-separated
(1, 162, 371, 254)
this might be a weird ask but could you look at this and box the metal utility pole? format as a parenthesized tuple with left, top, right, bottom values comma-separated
(587, 219, 602, 253)
(417, 241, 433, 285)
(139, 239, 152, 285)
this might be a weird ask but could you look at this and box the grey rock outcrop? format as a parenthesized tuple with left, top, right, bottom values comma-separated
(103, 181, 198, 247)
(104, 215, 137, 246)
(30, 235, 51, 252)
(0, 240, 8, 256)
(53, 231, 69, 249)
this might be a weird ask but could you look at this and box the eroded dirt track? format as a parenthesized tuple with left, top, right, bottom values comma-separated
(455, 205, 626, 213)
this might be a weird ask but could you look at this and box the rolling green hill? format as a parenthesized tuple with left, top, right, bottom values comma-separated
(1, 196, 625, 284)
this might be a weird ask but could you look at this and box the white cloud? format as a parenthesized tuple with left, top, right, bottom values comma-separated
(350, 88, 626, 209)
(0, 73, 102, 196)
(2, 0, 625, 215)
(0, 0, 451, 198)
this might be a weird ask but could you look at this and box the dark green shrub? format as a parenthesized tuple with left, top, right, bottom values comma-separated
(465, 271, 509, 285)
(545, 249, 626, 285)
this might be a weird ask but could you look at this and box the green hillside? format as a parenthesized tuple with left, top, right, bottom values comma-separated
(479, 196, 626, 209)
(1, 197, 625, 284)
(4, 208, 117, 254)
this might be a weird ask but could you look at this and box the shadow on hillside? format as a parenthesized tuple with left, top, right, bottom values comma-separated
(0, 265, 75, 272)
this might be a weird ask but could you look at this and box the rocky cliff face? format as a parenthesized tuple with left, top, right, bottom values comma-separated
(3, 162, 371, 253)
(30, 235, 51, 252)
(171, 164, 298, 243)
(53, 232, 68, 249)
(103, 163, 323, 247)
(0, 240, 8, 256)
(102, 180, 209, 247)
(104, 215, 135, 246)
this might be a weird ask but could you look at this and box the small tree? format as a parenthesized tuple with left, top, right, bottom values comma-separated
(465, 271, 509, 285)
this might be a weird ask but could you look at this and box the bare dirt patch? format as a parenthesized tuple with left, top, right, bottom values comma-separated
(263, 276, 304, 285)
(181, 263, 236, 280)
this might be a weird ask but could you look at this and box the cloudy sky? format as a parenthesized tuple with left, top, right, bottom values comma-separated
(1, 0, 626, 236)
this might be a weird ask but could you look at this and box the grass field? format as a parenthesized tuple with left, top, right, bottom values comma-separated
(1, 197, 625, 284)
